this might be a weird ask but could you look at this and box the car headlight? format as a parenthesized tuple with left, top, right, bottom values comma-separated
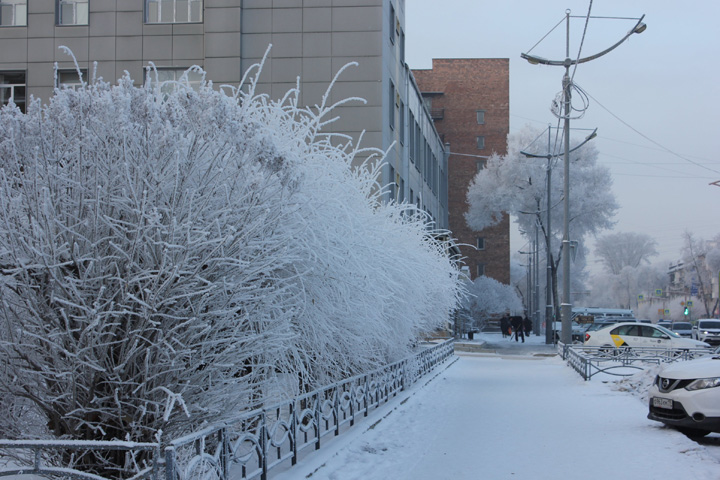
(686, 377, 720, 391)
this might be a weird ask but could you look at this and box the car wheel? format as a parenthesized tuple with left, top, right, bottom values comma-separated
(598, 344, 615, 356)
(677, 427, 711, 439)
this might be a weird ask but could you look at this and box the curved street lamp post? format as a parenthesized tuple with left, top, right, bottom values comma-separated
(521, 11, 646, 344)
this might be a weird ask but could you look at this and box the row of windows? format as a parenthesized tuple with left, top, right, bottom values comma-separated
(0, 67, 202, 112)
(0, 0, 202, 27)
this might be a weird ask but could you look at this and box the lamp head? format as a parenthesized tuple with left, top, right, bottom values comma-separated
(633, 22, 647, 34)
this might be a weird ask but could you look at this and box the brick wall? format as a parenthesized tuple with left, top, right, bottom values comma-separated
(413, 58, 510, 284)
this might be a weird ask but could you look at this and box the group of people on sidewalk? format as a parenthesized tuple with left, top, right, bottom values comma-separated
(500, 315, 532, 343)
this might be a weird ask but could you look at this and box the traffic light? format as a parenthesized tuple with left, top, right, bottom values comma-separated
(684, 306, 690, 316)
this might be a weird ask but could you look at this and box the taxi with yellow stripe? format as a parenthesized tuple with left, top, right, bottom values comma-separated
(584, 322, 710, 349)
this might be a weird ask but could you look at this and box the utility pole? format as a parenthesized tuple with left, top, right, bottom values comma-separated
(521, 10, 646, 344)
(521, 126, 596, 344)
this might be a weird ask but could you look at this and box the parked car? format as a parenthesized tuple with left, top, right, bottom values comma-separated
(584, 322, 710, 349)
(670, 322, 693, 338)
(692, 319, 720, 345)
(648, 347, 720, 437)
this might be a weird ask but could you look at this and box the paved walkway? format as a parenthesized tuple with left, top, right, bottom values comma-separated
(273, 333, 720, 480)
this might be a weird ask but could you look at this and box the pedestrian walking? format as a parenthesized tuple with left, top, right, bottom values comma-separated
(510, 316, 524, 343)
(523, 316, 532, 337)
(500, 316, 509, 338)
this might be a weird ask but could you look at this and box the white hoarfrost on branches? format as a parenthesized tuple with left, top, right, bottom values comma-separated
(465, 126, 617, 319)
(0, 55, 463, 463)
(460, 276, 523, 330)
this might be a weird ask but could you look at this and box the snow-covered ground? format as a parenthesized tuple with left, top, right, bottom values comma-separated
(273, 332, 720, 480)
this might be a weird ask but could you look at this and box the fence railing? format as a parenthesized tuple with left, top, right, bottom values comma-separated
(557, 342, 712, 380)
(0, 339, 455, 480)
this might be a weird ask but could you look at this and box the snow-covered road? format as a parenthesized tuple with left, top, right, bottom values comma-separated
(274, 334, 720, 480)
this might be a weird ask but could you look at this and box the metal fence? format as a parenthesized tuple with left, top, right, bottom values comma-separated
(557, 342, 712, 380)
(0, 339, 455, 480)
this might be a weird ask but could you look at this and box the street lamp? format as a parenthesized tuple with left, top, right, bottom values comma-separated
(521, 126, 596, 344)
(521, 10, 645, 344)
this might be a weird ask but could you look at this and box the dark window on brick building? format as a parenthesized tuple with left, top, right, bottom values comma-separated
(477, 237, 485, 250)
(476, 110, 485, 124)
(477, 263, 485, 277)
(476, 136, 485, 150)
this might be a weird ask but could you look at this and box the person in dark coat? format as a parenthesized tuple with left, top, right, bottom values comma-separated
(510, 316, 524, 343)
(500, 316, 509, 338)
(523, 316, 532, 337)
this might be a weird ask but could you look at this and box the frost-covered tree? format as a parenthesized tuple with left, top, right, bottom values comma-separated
(0, 57, 462, 474)
(461, 275, 523, 330)
(595, 232, 658, 275)
(465, 126, 617, 321)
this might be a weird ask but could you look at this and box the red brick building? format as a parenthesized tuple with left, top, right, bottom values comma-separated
(413, 59, 510, 283)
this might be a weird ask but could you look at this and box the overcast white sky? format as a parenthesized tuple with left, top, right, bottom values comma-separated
(405, 0, 720, 272)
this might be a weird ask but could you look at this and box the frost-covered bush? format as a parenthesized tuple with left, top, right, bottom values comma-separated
(0, 57, 462, 459)
(461, 275, 523, 330)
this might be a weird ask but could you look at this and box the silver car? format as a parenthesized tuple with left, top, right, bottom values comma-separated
(671, 322, 693, 338)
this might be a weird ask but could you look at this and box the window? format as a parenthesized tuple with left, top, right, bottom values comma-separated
(398, 99, 405, 145)
(643, 326, 666, 339)
(389, 3, 395, 44)
(57, 0, 88, 25)
(147, 67, 204, 97)
(388, 81, 395, 130)
(476, 110, 485, 124)
(0, 0, 27, 26)
(476, 237, 485, 250)
(613, 325, 639, 337)
(477, 264, 485, 277)
(56, 69, 87, 89)
(0, 71, 26, 113)
(408, 112, 415, 162)
(146, 0, 202, 24)
(476, 136, 485, 150)
(476, 159, 486, 172)
(388, 165, 396, 201)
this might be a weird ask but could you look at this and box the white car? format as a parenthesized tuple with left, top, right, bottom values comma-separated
(583, 322, 710, 350)
(648, 349, 720, 437)
(692, 319, 720, 346)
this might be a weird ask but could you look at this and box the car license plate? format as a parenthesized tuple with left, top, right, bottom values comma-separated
(652, 397, 673, 409)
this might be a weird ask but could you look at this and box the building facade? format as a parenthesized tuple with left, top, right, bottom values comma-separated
(413, 58, 510, 283)
(0, 0, 447, 229)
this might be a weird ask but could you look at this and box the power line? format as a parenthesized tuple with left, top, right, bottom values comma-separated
(584, 89, 720, 175)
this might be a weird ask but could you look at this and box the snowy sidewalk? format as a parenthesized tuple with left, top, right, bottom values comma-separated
(273, 333, 720, 480)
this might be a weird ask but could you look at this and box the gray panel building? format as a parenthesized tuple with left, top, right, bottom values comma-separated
(0, 0, 448, 230)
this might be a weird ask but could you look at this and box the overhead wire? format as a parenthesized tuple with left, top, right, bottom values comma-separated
(584, 89, 720, 176)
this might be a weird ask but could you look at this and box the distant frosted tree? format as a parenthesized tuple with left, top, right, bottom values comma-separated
(595, 232, 658, 275)
(461, 275, 523, 330)
(465, 126, 617, 321)
(0, 56, 462, 474)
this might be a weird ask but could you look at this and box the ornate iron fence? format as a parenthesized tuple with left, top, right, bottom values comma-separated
(558, 342, 712, 380)
(0, 340, 454, 480)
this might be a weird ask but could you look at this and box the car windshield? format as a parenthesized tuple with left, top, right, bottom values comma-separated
(671, 322, 692, 330)
(699, 321, 720, 329)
